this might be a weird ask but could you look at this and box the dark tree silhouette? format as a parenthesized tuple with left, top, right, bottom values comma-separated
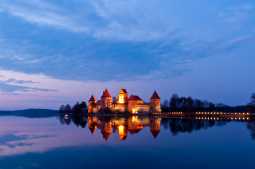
(186, 97, 194, 110)
(72, 101, 88, 115)
(59, 104, 72, 113)
(251, 93, 255, 105)
(162, 99, 170, 112)
(170, 94, 179, 111)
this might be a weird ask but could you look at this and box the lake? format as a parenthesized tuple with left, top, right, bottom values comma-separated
(0, 112, 255, 169)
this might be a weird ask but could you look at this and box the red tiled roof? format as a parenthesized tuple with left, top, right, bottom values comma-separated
(101, 89, 111, 98)
(128, 95, 143, 101)
(151, 91, 160, 100)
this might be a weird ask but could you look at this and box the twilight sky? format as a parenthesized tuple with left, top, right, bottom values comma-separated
(0, 0, 254, 110)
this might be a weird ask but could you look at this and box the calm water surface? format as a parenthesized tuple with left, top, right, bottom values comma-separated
(0, 113, 255, 169)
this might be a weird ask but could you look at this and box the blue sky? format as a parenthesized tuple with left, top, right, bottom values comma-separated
(0, 0, 254, 109)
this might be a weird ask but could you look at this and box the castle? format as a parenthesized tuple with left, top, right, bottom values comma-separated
(88, 89, 161, 114)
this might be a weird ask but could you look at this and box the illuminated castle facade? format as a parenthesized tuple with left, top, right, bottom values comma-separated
(88, 89, 161, 114)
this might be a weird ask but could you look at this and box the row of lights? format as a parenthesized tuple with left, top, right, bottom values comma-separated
(196, 117, 250, 121)
(167, 112, 184, 115)
(196, 117, 220, 120)
(196, 112, 250, 116)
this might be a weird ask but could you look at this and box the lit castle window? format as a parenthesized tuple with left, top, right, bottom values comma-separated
(119, 95, 125, 104)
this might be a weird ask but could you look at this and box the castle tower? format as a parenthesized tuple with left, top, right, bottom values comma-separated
(114, 88, 129, 112)
(88, 95, 97, 113)
(117, 88, 128, 104)
(150, 91, 161, 113)
(101, 89, 113, 110)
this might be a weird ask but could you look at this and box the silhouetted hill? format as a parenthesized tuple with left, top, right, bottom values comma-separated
(0, 109, 58, 118)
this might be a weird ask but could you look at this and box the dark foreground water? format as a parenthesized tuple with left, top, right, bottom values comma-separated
(0, 113, 255, 169)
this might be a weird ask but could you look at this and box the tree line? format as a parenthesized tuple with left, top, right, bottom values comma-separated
(59, 101, 87, 115)
(161, 93, 255, 112)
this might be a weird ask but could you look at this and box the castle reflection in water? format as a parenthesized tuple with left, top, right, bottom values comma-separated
(59, 113, 231, 141)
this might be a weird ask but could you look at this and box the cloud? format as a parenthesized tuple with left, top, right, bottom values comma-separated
(0, 0, 88, 33)
(0, 38, 42, 64)
(0, 81, 57, 94)
(90, 0, 174, 41)
(5, 78, 39, 84)
(218, 3, 254, 24)
(0, 25, 254, 83)
(0, 0, 207, 82)
(1, 0, 254, 43)
(0, 70, 58, 94)
(0, 0, 174, 42)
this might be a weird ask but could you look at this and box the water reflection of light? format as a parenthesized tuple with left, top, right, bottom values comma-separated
(132, 108, 138, 114)
(118, 125, 127, 140)
(64, 114, 69, 120)
(131, 116, 139, 123)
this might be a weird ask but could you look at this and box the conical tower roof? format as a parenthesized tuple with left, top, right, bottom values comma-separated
(89, 95, 96, 102)
(120, 88, 128, 94)
(150, 91, 160, 100)
(102, 89, 112, 98)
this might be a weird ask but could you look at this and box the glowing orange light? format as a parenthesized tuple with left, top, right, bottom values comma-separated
(132, 108, 138, 114)
(119, 95, 125, 104)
